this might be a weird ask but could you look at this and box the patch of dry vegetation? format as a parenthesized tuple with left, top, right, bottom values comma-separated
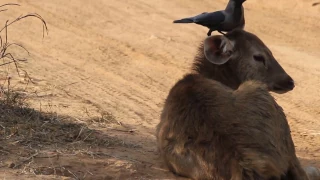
(0, 98, 138, 170)
(0, 3, 141, 179)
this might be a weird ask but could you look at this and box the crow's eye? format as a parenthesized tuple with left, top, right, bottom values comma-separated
(253, 55, 266, 65)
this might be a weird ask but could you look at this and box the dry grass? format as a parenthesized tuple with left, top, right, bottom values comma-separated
(0, 103, 123, 149)
(0, 99, 139, 163)
(0, 75, 142, 178)
(0, 3, 48, 76)
(0, 3, 142, 179)
(0, 3, 148, 179)
(0, 2, 47, 107)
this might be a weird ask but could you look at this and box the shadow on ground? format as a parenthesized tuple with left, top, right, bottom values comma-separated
(2, 102, 316, 180)
(0, 102, 181, 180)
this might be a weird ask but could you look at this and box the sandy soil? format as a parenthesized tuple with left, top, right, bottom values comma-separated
(0, 0, 319, 179)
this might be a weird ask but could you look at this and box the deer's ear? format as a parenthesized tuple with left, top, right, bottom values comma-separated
(204, 35, 234, 65)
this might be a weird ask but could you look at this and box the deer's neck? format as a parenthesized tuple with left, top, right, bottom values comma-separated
(192, 51, 241, 90)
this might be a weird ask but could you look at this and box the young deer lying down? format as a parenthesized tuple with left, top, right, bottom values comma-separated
(156, 29, 319, 180)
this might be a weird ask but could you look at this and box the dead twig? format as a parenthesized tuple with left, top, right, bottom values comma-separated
(35, 154, 59, 159)
(61, 166, 79, 180)
(13, 152, 39, 169)
(82, 131, 93, 141)
(0, 3, 20, 12)
(0, 3, 20, 8)
(0, 13, 48, 37)
(312, 2, 320, 6)
(107, 128, 136, 133)
(75, 126, 85, 141)
(0, 3, 48, 77)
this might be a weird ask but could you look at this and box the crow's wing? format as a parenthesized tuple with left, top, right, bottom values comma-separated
(192, 11, 225, 27)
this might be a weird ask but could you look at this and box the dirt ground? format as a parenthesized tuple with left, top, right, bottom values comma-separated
(0, 0, 319, 179)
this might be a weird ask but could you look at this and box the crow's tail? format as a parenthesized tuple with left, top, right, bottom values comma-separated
(173, 18, 194, 23)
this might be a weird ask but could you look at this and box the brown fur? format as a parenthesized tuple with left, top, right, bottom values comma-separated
(156, 29, 310, 180)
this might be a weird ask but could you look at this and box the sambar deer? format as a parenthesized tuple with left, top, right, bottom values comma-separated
(156, 29, 319, 180)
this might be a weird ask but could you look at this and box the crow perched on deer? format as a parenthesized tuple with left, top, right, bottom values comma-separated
(173, 0, 246, 36)
(156, 29, 319, 180)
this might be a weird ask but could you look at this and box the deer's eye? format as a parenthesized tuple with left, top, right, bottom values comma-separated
(253, 55, 266, 65)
